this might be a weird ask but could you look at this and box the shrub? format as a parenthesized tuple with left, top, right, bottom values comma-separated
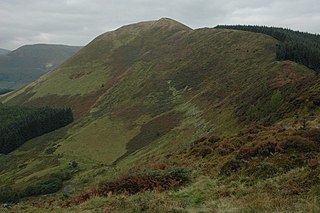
(51, 171, 72, 181)
(307, 159, 319, 170)
(237, 141, 277, 159)
(245, 162, 278, 179)
(69, 161, 78, 169)
(217, 145, 234, 155)
(217, 138, 247, 156)
(0, 187, 20, 203)
(45, 147, 57, 154)
(144, 161, 168, 170)
(220, 159, 242, 176)
(276, 136, 318, 152)
(237, 135, 318, 160)
(69, 167, 192, 207)
(193, 136, 207, 144)
(21, 177, 63, 197)
(20, 170, 71, 198)
(0, 170, 71, 203)
(191, 145, 213, 157)
(238, 125, 267, 136)
(207, 134, 220, 143)
(296, 128, 320, 142)
(97, 167, 192, 196)
(284, 155, 305, 170)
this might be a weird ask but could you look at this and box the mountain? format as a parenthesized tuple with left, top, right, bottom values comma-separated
(0, 44, 82, 89)
(0, 48, 10, 55)
(1, 18, 320, 212)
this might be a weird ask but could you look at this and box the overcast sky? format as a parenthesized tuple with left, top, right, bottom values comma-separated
(1, 0, 319, 50)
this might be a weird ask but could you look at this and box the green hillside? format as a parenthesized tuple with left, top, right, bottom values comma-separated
(215, 25, 320, 72)
(1, 18, 320, 212)
(0, 44, 82, 89)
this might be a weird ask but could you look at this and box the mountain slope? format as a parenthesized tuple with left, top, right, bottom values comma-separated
(1, 18, 316, 164)
(0, 48, 10, 55)
(1, 18, 320, 211)
(215, 25, 320, 72)
(0, 44, 82, 89)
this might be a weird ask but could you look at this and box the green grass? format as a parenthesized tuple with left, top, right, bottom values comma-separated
(57, 115, 139, 164)
(0, 128, 66, 189)
(30, 62, 107, 98)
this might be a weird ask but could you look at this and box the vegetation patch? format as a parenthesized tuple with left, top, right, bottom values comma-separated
(182, 124, 320, 180)
(70, 166, 191, 206)
(219, 159, 243, 176)
(215, 25, 320, 72)
(58, 115, 137, 164)
(26, 90, 104, 119)
(277, 136, 318, 152)
(237, 140, 278, 159)
(245, 162, 279, 178)
(0, 105, 73, 154)
(98, 167, 191, 195)
(237, 135, 318, 160)
(190, 145, 213, 157)
(0, 171, 72, 203)
(114, 111, 183, 164)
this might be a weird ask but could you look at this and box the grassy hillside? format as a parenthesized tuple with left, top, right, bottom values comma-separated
(0, 44, 82, 89)
(1, 18, 320, 212)
(215, 25, 320, 72)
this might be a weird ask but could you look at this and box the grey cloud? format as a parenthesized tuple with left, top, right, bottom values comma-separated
(0, 0, 319, 49)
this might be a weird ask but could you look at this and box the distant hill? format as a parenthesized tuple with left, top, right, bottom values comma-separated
(0, 44, 82, 89)
(0, 48, 10, 55)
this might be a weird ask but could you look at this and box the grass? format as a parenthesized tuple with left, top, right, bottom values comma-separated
(79, 196, 109, 210)
(30, 62, 108, 98)
(57, 115, 139, 164)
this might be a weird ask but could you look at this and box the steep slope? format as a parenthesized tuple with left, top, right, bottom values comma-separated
(0, 48, 10, 55)
(1, 18, 316, 164)
(1, 18, 320, 211)
(0, 44, 82, 89)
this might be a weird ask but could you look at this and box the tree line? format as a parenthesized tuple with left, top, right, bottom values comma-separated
(0, 88, 13, 95)
(215, 25, 320, 72)
(0, 105, 73, 154)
